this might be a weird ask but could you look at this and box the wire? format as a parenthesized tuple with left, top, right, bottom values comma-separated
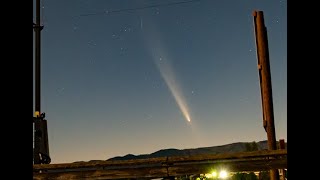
(80, 0, 201, 17)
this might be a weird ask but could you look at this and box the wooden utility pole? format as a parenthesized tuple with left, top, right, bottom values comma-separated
(33, 0, 51, 165)
(253, 10, 279, 180)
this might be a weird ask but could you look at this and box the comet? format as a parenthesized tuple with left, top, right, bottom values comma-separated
(142, 18, 192, 123)
(154, 56, 192, 123)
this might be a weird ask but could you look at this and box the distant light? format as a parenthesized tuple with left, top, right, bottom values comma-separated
(206, 171, 217, 178)
(35, 111, 40, 117)
(219, 170, 228, 179)
(211, 171, 217, 177)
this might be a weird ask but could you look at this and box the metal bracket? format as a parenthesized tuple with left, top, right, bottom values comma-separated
(33, 22, 44, 30)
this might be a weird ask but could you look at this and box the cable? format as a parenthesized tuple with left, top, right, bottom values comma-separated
(80, 0, 201, 17)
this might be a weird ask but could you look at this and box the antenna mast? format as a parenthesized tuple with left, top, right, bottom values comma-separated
(33, 0, 51, 165)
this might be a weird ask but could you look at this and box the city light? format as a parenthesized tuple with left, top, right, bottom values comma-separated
(205, 169, 228, 179)
(219, 170, 228, 179)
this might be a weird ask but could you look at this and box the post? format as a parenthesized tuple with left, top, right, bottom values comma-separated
(35, 0, 41, 113)
(253, 10, 279, 180)
(33, 0, 50, 165)
(279, 139, 286, 180)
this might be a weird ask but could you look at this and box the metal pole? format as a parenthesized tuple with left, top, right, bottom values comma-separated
(35, 0, 41, 113)
(33, 0, 42, 165)
(34, 0, 50, 165)
(253, 10, 279, 180)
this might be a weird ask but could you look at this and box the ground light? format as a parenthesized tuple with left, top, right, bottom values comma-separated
(205, 169, 229, 179)
(219, 170, 228, 179)
(206, 171, 218, 178)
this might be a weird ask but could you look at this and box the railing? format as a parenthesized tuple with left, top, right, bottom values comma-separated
(33, 149, 287, 180)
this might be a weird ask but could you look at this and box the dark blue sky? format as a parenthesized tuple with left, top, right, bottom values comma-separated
(34, 0, 287, 163)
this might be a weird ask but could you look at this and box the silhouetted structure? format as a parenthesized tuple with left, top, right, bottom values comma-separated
(33, 0, 50, 165)
(253, 10, 279, 180)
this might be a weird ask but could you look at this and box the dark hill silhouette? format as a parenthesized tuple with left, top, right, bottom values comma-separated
(107, 140, 286, 161)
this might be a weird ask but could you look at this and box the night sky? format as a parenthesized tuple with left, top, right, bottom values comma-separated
(33, 0, 287, 164)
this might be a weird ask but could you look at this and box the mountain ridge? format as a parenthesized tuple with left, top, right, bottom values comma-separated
(106, 140, 286, 161)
